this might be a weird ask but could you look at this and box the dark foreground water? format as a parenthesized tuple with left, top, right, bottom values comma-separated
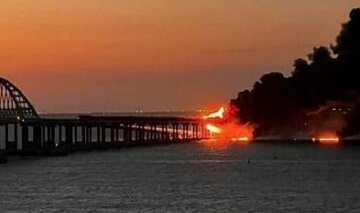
(1, 140, 360, 212)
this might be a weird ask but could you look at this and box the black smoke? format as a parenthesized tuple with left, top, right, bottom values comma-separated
(230, 8, 360, 138)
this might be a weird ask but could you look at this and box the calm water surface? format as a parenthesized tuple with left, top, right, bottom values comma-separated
(1, 140, 360, 212)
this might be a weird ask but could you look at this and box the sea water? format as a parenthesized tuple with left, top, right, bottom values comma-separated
(1, 140, 360, 212)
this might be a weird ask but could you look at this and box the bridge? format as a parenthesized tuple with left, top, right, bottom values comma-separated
(0, 77, 208, 158)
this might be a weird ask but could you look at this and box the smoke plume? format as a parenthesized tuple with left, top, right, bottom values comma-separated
(230, 8, 360, 138)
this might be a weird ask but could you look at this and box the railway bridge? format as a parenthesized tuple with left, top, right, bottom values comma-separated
(0, 77, 208, 156)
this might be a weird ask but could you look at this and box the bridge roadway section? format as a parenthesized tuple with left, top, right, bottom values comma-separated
(0, 115, 208, 155)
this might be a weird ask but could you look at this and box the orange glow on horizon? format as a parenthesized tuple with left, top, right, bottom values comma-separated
(230, 137, 250, 144)
(231, 137, 250, 141)
(312, 132, 340, 145)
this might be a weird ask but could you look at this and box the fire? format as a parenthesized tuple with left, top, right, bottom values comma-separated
(220, 122, 254, 141)
(202, 106, 254, 142)
(203, 107, 225, 119)
(318, 137, 339, 143)
(206, 124, 222, 134)
(231, 137, 250, 141)
(312, 132, 340, 144)
(230, 137, 250, 144)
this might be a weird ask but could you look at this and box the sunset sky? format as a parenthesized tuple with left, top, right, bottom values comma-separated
(0, 0, 359, 113)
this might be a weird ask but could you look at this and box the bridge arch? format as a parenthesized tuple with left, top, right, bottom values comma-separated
(0, 77, 39, 122)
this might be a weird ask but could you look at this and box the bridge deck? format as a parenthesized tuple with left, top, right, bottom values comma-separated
(39, 115, 200, 124)
(0, 115, 208, 156)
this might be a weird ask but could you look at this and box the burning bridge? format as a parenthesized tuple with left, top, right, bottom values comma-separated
(0, 77, 208, 156)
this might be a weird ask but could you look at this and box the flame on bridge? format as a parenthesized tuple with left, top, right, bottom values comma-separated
(203, 107, 225, 119)
(202, 106, 254, 142)
(312, 132, 340, 145)
(205, 124, 222, 134)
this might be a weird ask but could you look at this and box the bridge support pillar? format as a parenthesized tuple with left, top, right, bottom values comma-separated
(124, 124, 131, 143)
(33, 124, 42, 151)
(0, 124, 5, 151)
(64, 125, 73, 152)
(21, 124, 30, 153)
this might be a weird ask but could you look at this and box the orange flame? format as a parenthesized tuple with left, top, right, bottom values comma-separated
(231, 137, 250, 141)
(206, 124, 222, 134)
(203, 107, 225, 119)
(312, 132, 340, 144)
(202, 106, 254, 142)
(220, 122, 254, 141)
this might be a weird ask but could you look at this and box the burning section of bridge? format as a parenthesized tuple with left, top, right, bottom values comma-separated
(312, 132, 340, 145)
(202, 106, 254, 142)
(202, 106, 341, 144)
(203, 107, 225, 119)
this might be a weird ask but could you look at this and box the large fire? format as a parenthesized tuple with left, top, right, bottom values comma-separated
(205, 124, 221, 134)
(203, 107, 225, 119)
(203, 106, 254, 142)
(202, 107, 342, 144)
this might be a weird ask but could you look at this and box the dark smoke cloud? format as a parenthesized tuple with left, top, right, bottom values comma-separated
(230, 8, 360, 138)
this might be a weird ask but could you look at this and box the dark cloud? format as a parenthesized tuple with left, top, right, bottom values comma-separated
(230, 8, 360, 138)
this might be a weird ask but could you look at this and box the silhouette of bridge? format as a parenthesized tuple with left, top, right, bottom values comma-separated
(0, 77, 208, 157)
